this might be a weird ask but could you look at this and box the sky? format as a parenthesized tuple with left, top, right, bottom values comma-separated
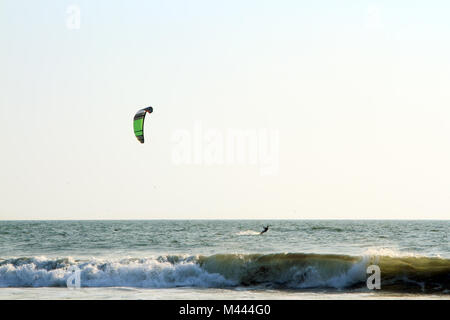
(1, 0, 450, 220)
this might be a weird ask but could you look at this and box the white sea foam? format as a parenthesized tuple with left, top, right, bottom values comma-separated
(363, 247, 426, 258)
(236, 230, 260, 236)
(0, 256, 234, 288)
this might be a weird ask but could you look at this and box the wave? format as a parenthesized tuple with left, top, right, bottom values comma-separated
(0, 253, 449, 293)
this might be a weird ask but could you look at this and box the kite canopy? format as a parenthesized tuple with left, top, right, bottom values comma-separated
(133, 106, 153, 143)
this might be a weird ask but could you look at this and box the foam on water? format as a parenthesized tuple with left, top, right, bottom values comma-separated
(236, 230, 260, 236)
(1, 253, 448, 293)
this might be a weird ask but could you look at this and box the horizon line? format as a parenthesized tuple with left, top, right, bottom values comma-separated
(1, 218, 449, 221)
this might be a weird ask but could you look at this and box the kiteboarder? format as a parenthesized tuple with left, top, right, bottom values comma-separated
(260, 225, 269, 235)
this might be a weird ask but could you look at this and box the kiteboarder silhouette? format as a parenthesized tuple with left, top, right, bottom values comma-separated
(260, 225, 269, 235)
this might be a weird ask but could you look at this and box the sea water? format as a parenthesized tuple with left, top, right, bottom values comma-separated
(0, 220, 449, 299)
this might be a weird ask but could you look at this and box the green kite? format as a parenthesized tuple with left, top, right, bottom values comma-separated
(133, 106, 153, 143)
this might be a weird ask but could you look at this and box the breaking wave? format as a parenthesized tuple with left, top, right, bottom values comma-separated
(0, 253, 449, 293)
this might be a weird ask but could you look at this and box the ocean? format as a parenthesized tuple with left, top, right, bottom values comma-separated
(0, 220, 449, 299)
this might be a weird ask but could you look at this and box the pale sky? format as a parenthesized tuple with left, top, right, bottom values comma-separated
(1, 0, 450, 220)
